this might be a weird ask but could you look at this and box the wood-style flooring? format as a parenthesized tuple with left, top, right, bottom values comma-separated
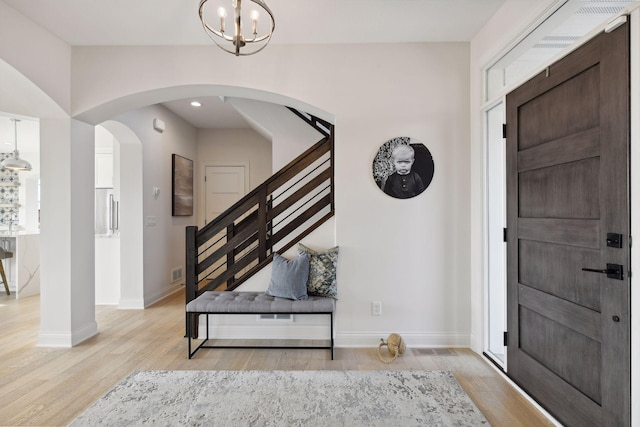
(0, 290, 554, 426)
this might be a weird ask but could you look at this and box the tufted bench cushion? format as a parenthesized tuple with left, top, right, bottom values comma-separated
(186, 291, 336, 314)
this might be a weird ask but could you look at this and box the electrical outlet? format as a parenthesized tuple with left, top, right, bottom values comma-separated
(372, 301, 382, 316)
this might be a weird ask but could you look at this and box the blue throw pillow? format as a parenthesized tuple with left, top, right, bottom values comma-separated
(265, 253, 310, 300)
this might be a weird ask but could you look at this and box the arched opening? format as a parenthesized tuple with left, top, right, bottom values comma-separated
(2, 52, 335, 345)
(95, 122, 144, 309)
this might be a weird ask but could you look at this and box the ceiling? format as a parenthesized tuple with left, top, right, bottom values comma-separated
(1, 1, 635, 141)
(1, 0, 508, 46)
(0, 0, 509, 131)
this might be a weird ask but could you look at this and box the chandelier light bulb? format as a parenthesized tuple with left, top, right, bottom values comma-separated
(218, 7, 226, 32)
(251, 10, 259, 34)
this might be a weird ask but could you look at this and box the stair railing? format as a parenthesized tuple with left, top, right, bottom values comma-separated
(185, 113, 334, 306)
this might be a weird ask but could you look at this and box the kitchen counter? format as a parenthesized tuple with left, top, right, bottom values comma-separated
(0, 231, 39, 236)
(0, 231, 40, 298)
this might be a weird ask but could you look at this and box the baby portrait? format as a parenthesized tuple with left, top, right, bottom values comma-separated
(372, 136, 434, 199)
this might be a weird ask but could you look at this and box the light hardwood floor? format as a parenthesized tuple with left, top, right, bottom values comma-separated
(0, 290, 553, 426)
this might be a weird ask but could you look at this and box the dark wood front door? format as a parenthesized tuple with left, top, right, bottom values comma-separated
(506, 23, 630, 426)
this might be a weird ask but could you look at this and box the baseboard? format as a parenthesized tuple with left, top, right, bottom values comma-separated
(144, 284, 182, 308)
(335, 332, 470, 348)
(37, 320, 98, 348)
(118, 297, 145, 310)
(468, 332, 482, 353)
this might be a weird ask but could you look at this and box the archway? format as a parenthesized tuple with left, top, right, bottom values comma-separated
(99, 121, 144, 309)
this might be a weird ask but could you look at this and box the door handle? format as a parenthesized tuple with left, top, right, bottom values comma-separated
(582, 263, 623, 280)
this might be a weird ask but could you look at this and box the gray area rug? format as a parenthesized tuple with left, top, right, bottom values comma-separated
(70, 370, 490, 426)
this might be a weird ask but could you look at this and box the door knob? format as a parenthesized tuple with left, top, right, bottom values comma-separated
(582, 263, 623, 280)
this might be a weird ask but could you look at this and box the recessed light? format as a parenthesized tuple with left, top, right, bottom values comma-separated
(190, 101, 202, 107)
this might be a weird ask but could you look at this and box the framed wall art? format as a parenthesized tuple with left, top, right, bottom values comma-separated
(372, 136, 434, 199)
(172, 154, 194, 216)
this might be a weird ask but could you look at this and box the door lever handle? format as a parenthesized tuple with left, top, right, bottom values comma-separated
(582, 263, 623, 280)
(582, 268, 610, 274)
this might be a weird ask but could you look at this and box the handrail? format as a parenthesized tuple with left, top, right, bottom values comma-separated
(186, 110, 334, 307)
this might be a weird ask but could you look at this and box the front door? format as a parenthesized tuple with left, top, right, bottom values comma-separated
(506, 23, 630, 426)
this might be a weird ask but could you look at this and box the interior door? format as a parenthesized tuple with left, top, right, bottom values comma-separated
(506, 23, 630, 426)
(204, 165, 246, 224)
(204, 165, 247, 285)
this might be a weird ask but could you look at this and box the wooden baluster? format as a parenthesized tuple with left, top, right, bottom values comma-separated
(226, 223, 235, 289)
(258, 186, 268, 262)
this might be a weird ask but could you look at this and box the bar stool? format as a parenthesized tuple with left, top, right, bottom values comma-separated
(0, 247, 13, 295)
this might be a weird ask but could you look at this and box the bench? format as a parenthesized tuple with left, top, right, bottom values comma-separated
(186, 291, 336, 359)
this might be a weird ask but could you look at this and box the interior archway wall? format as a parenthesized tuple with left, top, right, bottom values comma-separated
(5, 39, 474, 349)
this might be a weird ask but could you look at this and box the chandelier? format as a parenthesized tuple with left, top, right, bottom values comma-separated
(199, 0, 275, 56)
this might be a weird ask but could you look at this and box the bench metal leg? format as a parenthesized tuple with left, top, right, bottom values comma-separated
(330, 312, 334, 360)
(187, 311, 335, 360)
(187, 313, 213, 359)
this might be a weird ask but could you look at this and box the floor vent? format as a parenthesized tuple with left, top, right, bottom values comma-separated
(171, 266, 184, 283)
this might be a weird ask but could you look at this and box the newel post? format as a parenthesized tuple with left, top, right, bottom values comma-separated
(185, 225, 199, 304)
(185, 225, 198, 338)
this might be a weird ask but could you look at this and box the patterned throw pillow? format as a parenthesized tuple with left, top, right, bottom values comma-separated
(298, 243, 339, 299)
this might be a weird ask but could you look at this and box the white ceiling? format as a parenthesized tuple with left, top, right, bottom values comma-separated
(1, 0, 508, 46)
(0, 0, 509, 131)
(162, 97, 251, 129)
(1, 1, 634, 141)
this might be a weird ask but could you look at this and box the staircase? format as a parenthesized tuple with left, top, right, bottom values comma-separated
(185, 109, 334, 305)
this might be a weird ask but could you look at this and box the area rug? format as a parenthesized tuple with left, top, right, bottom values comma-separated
(70, 370, 490, 426)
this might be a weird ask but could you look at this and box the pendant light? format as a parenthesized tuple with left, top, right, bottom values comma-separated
(1, 119, 31, 172)
(199, 0, 275, 56)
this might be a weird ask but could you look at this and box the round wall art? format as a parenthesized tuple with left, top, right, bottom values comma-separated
(372, 136, 434, 199)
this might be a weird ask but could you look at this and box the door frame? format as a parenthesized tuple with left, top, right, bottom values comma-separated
(480, 6, 640, 425)
(629, 8, 640, 424)
(198, 162, 250, 228)
(483, 97, 508, 368)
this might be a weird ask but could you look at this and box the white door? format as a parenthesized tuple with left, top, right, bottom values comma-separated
(205, 166, 246, 224)
(204, 165, 247, 287)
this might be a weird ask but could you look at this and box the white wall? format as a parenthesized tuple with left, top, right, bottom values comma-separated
(196, 128, 271, 227)
(38, 118, 97, 346)
(112, 105, 198, 306)
(67, 42, 472, 347)
(0, 1, 71, 115)
(2, 11, 473, 348)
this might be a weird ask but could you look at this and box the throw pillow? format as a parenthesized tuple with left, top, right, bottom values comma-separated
(265, 253, 310, 300)
(298, 243, 339, 299)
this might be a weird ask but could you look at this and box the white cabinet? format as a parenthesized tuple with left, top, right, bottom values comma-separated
(95, 152, 113, 188)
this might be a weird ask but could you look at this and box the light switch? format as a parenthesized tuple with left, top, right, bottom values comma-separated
(145, 216, 156, 226)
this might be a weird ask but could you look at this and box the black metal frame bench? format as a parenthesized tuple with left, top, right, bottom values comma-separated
(186, 291, 335, 360)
